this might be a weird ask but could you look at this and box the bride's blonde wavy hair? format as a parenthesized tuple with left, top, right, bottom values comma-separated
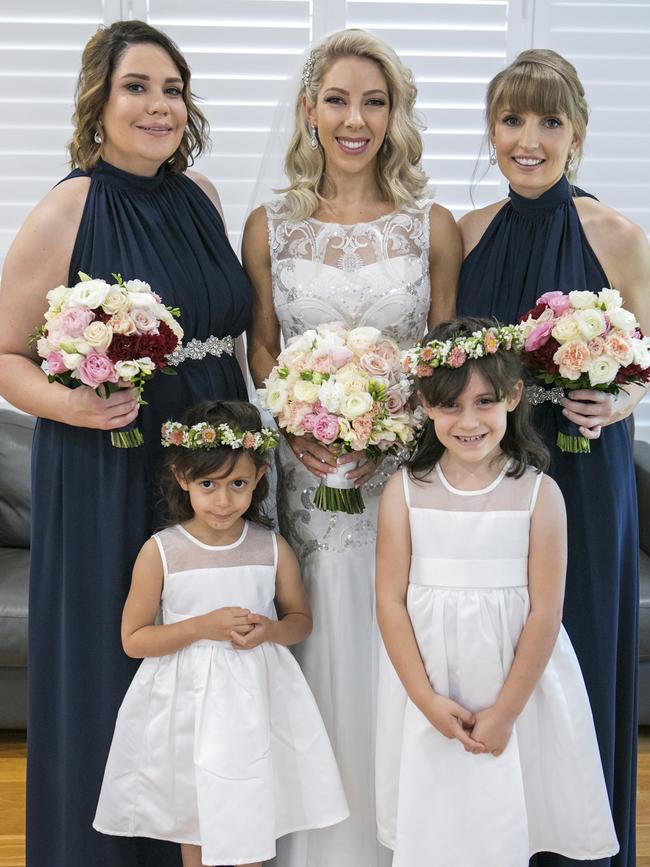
(281, 29, 429, 219)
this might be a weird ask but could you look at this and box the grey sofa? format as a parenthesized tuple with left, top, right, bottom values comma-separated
(1, 406, 650, 728)
(0, 407, 34, 728)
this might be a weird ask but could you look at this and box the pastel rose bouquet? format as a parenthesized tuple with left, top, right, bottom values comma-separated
(31, 272, 183, 447)
(259, 322, 420, 513)
(519, 289, 650, 453)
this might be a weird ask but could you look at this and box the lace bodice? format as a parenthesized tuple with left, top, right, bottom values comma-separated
(265, 197, 433, 348)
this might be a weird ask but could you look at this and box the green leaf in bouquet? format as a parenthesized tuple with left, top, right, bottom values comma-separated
(159, 366, 178, 375)
(299, 370, 314, 381)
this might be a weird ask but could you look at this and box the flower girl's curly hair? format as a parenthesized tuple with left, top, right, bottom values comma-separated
(281, 28, 429, 219)
(160, 401, 273, 528)
(409, 317, 549, 480)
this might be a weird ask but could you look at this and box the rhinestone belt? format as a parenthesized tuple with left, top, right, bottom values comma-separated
(525, 384, 565, 407)
(166, 335, 235, 367)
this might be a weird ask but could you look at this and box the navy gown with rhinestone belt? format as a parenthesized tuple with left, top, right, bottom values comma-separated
(27, 159, 251, 867)
(458, 174, 638, 867)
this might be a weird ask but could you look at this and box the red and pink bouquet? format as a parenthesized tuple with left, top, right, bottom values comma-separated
(259, 322, 419, 513)
(519, 289, 650, 453)
(32, 272, 183, 447)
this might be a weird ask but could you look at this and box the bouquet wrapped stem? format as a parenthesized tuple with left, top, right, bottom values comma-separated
(313, 461, 365, 514)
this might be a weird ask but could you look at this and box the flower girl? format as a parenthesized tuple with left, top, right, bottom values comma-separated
(93, 400, 348, 866)
(375, 318, 618, 867)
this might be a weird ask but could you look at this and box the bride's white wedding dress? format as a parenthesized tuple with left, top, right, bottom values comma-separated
(265, 197, 434, 866)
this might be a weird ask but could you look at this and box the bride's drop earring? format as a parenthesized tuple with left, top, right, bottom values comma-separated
(489, 142, 497, 166)
(309, 124, 319, 150)
(566, 150, 576, 173)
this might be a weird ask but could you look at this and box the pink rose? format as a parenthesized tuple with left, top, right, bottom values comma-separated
(524, 321, 554, 352)
(131, 308, 159, 334)
(587, 336, 605, 356)
(386, 386, 407, 414)
(604, 333, 634, 366)
(538, 291, 571, 315)
(359, 352, 392, 378)
(351, 417, 372, 446)
(78, 352, 119, 388)
(313, 413, 340, 444)
(46, 351, 68, 375)
(312, 351, 336, 375)
(373, 341, 399, 365)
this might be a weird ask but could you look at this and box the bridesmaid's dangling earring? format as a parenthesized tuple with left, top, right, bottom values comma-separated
(94, 129, 102, 145)
(566, 150, 576, 174)
(382, 135, 390, 156)
(489, 142, 497, 166)
(309, 124, 319, 150)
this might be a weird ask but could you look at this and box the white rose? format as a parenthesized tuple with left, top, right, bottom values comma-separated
(319, 379, 346, 413)
(338, 418, 354, 444)
(126, 290, 158, 309)
(335, 363, 368, 385)
(83, 321, 113, 352)
(293, 379, 320, 403)
(123, 279, 152, 293)
(551, 314, 581, 344)
(341, 391, 374, 419)
(608, 307, 638, 332)
(347, 326, 381, 354)
(69, 278, 110, 309)
(568, 290, 598, 309)
(60, 338, 91, 356)
(598, 288, 623, 310)
(36, 336, 54, 357)
(588, 355, 619, 387)
(576, 308, 606, 341)
(102, 288, 129, 315)
(345, 376, 372, 395)
(261, 381, 289, 414)
(286, 330, 318, 355)
(46, 284, 70, 309)
(115, 360, 140, 380)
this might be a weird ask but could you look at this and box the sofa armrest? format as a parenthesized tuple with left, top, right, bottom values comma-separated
(635, 440, 650, 556)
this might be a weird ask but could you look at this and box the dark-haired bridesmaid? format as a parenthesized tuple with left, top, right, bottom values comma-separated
(0, 20, 251, 867)
(457, 49, 650, 867)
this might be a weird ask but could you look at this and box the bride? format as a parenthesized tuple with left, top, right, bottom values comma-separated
(243, 28, 461, 865)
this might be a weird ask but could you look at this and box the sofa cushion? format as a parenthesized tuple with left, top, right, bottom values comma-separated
(636, 440, 650, 557)
(0, 408, 35, 548)
(0, 547, 29, 667)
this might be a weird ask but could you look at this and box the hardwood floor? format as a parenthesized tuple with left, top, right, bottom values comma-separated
(1, 729, 650, 866)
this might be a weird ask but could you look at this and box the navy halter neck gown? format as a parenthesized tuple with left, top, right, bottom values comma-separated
(458, 175, 638, 867)
(27, 159, 251, 867)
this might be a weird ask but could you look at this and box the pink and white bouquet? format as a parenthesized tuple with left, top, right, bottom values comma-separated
(31, 272, 183, 447)
(259, 322, 419, 513)
(519, 289, 650, 452)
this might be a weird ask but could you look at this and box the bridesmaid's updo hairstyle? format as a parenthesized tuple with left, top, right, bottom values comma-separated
(283, 28, 429, 219)
(160, 400, 272, 529)
(409, 317, 549, 480)
(69, 19, 209, 173)
(486, 49, 589, 181)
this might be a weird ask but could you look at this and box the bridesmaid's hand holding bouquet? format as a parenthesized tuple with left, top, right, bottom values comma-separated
(31, 272, 183, 447)
(519, 289, 650, 453)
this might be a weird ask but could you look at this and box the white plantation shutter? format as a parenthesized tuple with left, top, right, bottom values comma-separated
(0, 2, 106, 267)
(141, 0, 311, 249)
(532, 0, 650, 436)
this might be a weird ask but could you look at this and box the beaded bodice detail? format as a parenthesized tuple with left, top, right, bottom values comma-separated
(265, 198, 433, 348)
(265, 197, 433, 558)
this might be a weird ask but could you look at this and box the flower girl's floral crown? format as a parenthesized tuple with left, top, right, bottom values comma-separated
(161, 421, 279, 453)
(402, 324, 524, 378)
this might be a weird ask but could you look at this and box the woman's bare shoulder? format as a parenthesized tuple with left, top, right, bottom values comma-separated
(574, 196, 647, 259)
(457, 199, 509, 258)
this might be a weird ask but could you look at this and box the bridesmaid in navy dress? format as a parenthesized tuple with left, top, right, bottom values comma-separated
(457, 50, 650, 867)
(0, 21, 250, 867)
